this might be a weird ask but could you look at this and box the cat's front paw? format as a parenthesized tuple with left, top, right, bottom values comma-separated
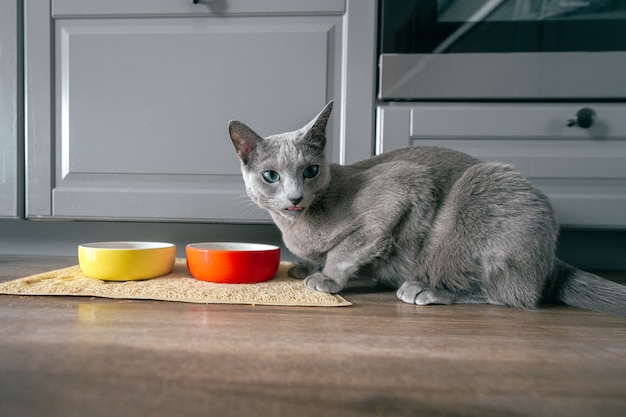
(397, 281, 455, 305)
(304, 272, 343, 294)
(288, 264, 310, 279)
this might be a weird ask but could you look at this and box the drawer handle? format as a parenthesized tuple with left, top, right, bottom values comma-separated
(567, 107, 596, 129)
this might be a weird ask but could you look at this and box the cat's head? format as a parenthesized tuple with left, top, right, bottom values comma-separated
(228, 101, 333, 220)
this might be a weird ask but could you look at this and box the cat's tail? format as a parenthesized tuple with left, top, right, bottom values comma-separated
(548, 259, 626, 317)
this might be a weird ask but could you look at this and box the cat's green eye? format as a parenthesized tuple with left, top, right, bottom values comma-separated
(303, 165, 319, 179)
(262, 170, 280, 183)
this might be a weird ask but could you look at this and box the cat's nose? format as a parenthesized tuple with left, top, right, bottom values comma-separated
(289, 197, 303, 206)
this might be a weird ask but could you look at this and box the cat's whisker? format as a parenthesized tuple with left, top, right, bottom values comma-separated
(242, 204, 263, 216)
(230, 196, 266, 217)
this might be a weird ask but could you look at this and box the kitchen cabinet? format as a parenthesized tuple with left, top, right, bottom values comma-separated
(25, 0, 377, 222)
(377, 103, 626, 228)
(0, 0, 20, 218)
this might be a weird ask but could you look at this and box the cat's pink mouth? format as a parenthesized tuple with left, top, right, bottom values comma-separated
(286, 206, 304, 212)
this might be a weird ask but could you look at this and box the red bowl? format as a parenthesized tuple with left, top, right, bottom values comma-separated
(186, 242, 280, 284)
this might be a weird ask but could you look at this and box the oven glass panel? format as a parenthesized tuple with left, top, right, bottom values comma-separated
(380, 0, 626, 54)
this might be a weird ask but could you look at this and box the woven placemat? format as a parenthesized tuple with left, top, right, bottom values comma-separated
(0, 259, 351, 307)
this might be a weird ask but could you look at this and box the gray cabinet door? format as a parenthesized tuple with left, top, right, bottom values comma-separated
(377, 103, 626, 228)
(25, 0, 377, 222)
(0, 0, 19, 218)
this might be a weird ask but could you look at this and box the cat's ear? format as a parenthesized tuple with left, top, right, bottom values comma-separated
(228, 120, 262, 165)
(302, 100, 333, 150)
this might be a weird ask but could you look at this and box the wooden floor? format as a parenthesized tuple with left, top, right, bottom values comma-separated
(1, 256, 625, 417)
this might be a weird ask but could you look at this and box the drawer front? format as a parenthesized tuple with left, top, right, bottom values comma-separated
(407, 103, 626, 140)
(377, 103, 626, 228)
(405, 103, 626, 180)
(52, 0, 346, 17)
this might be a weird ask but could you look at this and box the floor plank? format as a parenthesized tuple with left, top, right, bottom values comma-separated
(0, 256, 625, 417)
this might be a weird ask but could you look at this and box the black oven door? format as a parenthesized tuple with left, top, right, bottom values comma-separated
(379, 0, 626, 100)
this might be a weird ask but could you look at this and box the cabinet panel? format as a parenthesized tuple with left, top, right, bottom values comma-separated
(56, 19, 332, 177)
(377, 104, 626, 228)
(53, 16, 338, 221)
(0, 0, 19, 218)
(25, 0, 378, 221)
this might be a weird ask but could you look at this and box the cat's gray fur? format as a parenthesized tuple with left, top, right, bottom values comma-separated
(228, 101, 626, 316)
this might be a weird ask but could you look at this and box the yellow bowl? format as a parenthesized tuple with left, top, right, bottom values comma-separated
(78, 241, 176, 281)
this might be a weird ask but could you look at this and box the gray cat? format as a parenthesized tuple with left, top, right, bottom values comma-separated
(228, 101, 626, 316)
